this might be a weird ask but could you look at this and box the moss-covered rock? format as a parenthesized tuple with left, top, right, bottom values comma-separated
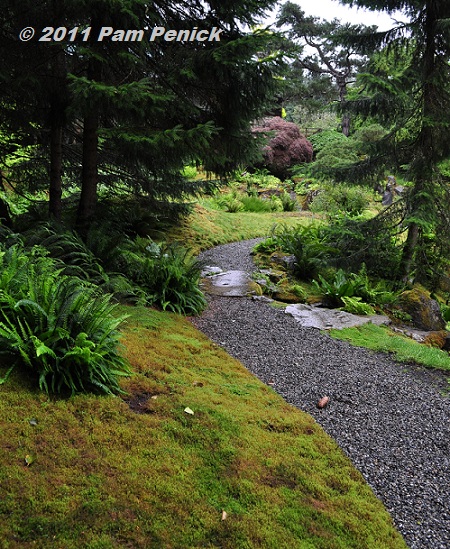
(272, 280, 306, 304)
(397, 286, 446, 331)
(423, 330, 448, 349)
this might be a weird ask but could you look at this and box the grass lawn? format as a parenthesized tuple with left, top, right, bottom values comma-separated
(0, 306, 407, 548)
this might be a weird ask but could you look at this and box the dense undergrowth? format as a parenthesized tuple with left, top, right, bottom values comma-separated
(0, 195, 312, 396)
(252, 222, 450, 374)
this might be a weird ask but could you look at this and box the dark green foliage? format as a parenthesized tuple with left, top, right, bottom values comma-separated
(260, 224, 337, 280)
(214, 191, 287, 213)
(312, 269, 362, 307)
(308, 130, 349, 157)
(279, 191, 298, 211)
(340, 296, 375, 315)
(24, 224, 107, 282)
(240, 195, 280, 213)
(216, 194, 245, 213)
(309, 183, 372, 217)
(304, 125, 388, 183)
(441, 304, 450, 323)
(22, 222, 207, 315)
(238, 171, 283, 191)
(0, 245, 130, 394)
(120, 239, 206, 315)
(1, 0, 283, 228)
(23, 224, 143, 303)
(319, 209, 403, 279)
(309, 138, 360, 180)
(312, 265, 397, 308)
(338, 1, 450, 280)
(253, 236, 280, 255)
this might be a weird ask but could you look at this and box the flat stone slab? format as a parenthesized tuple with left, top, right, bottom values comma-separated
(201, 270, 258, 297)
(285, 303, 390, 330)
(201, 266, 223, 276)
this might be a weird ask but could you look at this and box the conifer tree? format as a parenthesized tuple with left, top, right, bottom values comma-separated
(0, 0, 72, 220)
(277, 2, 373, 135)
(339, 0, 450, 281)
(1, 0, 282, 231)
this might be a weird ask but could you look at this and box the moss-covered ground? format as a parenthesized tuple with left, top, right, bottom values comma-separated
(0, 306, 407, 548)
(165, 203, 316, 254)
(330, 323, 450, 373)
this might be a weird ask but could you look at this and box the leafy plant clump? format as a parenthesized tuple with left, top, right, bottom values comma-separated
(309, 182, 373, 217)
(255, 223, 336, 280)
(312, 269, 360, 308)
(0, 245, 130, 394)
(341, 296, 376, 315)
(23, 223, 207, 315)
(312, 266, 397, 309)
(213, 191, 293, 213)
(121, 239, 207, 315)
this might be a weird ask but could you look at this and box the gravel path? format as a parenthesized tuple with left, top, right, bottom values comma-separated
(192, 239, 450, 549)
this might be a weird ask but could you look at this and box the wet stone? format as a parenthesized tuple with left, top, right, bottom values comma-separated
(201, 270, 261, 297)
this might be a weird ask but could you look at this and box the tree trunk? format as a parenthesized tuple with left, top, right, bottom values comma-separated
(76, 42, 102, 235)
(49, 111, 63, 221)
(338, 79, 350, 136)
(398, 222, 419, 282)
(76, 113, 99, 234)
(0, 173, 13, 228)
(48, 48, 67, 221)
(397, 0, 437, 281)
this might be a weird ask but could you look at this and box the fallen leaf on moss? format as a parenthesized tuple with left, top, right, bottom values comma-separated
(24, 454, 35, 466)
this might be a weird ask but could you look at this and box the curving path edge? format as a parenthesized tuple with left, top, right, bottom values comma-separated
(191, 239, 450, 549)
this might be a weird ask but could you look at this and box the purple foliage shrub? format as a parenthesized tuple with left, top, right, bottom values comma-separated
(253, 117, 313, 179)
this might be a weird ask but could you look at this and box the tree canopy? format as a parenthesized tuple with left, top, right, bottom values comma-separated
(337, 0, 450, 280)
(277, 2, 375, 135)
(0, 0, 283, 230)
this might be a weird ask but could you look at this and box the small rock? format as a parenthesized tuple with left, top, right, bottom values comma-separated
(252, 295, 274, 303)
(317, 396, 330, 409)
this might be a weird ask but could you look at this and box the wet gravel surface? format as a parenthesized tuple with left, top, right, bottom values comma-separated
(193, 239, 450, 549)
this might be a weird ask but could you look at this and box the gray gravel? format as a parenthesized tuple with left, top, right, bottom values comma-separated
(193, 239, 450, 549)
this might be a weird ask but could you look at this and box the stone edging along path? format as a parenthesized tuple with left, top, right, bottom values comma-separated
(191, 239, 450, 549)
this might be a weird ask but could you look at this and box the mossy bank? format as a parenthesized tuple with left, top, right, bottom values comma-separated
(0, 305, 406, 548)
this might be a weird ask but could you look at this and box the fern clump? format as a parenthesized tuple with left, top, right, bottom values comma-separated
(121, 239, 207, 315)
(0, 245, 130, 394)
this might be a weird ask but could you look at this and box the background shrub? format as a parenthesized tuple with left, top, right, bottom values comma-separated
(309, 183, 373, 217)
(308, 130, 348, 158)
(320, 214, 402, 279)
(253, 117, 313, 180)
(256, 224, 336, 280)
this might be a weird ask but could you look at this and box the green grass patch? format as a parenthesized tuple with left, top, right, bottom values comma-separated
(165, 203, 316, 254)
(0, 305, 406, 548)
(330, 323, 450, 372)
